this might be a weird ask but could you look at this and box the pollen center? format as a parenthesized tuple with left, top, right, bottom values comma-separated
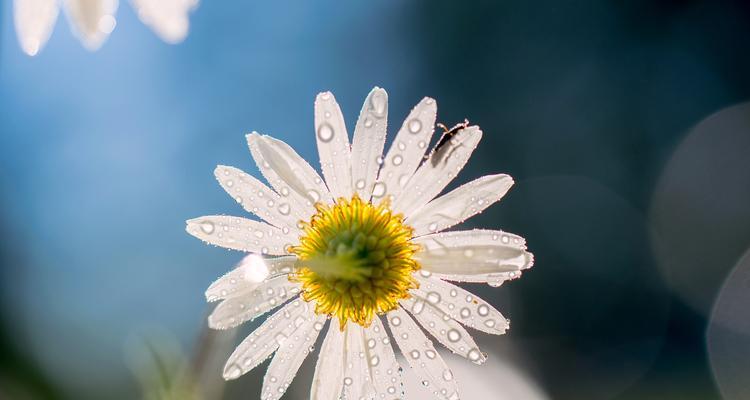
(289, 195, 420, 328)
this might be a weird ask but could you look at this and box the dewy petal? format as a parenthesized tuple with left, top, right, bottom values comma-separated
(261, 313, 326, 400)
(386, 307, 460, 400)
(361, 317, 403, 397)
(63, 0, 118, 51)
(413, 229, 534, 276)
(414, 275, 509, 335)
(186, 215, 295, 255)
(13, 0, 59, 56)
(205, 255, 296, 302)
(214, 165, 304, 234)
(207, 277, 300, 330)
(376, 97, 437, 203)
(393, 126, 483, 217)
(131, 0, 197, 44)
(400, 294, 486, 365)
(407, 174, 514, 236)
(341, 323, 377, 399)
(222, 298, 313, 380)
(247, 133, 332, 218)
(314, 91, 353, 199)
(350, 87, 388, 200)
(311, 321, 346, 400)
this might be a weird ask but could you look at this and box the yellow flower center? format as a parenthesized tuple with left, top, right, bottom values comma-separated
(289, 195, 420, 329)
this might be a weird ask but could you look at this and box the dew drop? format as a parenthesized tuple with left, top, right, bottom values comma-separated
(477, 304, 489, 317)
(278, 203, 291, 215)
(367, 339, 376, 349)
(390, 316, 401, 326)
(408, 119, 422, 134)
(226, 179, 234, 187)
(411, 299, 425, 315)
(200, 221, 215, 234)
(397, 141, 406, 151)
(369, 355, 380, 366)
(447, 329, 461, 342)
(425, 350, 436, 359)
(460, 307, 471, 319)
(317, 123, 334, 142)
(355, 179, 366, 189)
(370, 91, 387, 117)
(376, 155, 384, 165)
(428, 222, 438, 232)
(463, 249, 474, 258)
(344, 377, 353, 386)
(364, 118, 374, 128)
(426, 292, 441, 304)
(442, 369, 454, 381)
(307, 190, 320, 202)
(484, 319, 496, 328)
(392, 155, 403, 166)
(418, 140, 427, 149)
(372, 182, 386, 197)
(410, 350, 420, 359)
(467, 348, 484, 364)
(280, 187, 290, 196)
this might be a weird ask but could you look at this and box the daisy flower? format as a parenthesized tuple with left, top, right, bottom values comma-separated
(13, 0, 197, 56)
(186, 88, 534, 400)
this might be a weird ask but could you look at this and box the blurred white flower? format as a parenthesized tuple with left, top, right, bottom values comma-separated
(187, 88, 535, 399)
(13, 0, 198, 55)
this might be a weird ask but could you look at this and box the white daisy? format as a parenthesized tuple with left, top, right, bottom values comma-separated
(13, 0, 197, 56)
(187, 88, 534, 400)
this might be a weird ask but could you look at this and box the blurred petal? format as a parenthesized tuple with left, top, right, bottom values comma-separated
(387, 307, 460, 400)
(261, 313, 326, 399)
(400, 295, 486, 364)
(414, 275, 509, 335)
(13, 0, 59, 56)
(247, 133, 331, 216)
(214, 165, 304, 234)
(408, 174, 514, 236)
(314, 91, 352, 199)
(394, 126, 482, 217)
(310, 321, 346, 400)
(351, 87, 388, 200)
(63, 0, 118, 51)
(413, 229, 533, 276)
(205, 255, 296, 302)
(376, 97, 437, 202)
(208, 277, 300, 329)
(222, 299, 313, 380)
(186, 215, 295, 255)
(130, 0, 197, 43)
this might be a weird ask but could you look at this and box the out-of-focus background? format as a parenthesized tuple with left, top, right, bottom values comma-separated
(2, 0, 750, 399)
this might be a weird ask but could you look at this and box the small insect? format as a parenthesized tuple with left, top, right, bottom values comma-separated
(426, 119, 471, 166)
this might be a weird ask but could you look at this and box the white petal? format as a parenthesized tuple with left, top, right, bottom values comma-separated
(247, 133, 331, 215)
(407, 174, 514, 236)
(351, 87, 388, 200)
(393, 126, 483, 217)
(375, 97, 437, 203)
(186, 215, 295, 255)
(131, 0, 197, 44)
(205, 255, 296, 302)
(207, 277, 300, 329)
(13, 0, 59, 56)
(63, 0, 118, 51)
(314, 91, 353, 199)
(222, 298, 314, 380)
(386, 307, 460, 400)
(311, 322, 346, 400)
(362, 317, 403, 397)
(400, 295, 486, 364)
(413, 230, 534, 277)
(341, 323, 377, 399)
(214, 165, 304, 234)
(414, 275, 509, 335)
(261, 313, 326, 399)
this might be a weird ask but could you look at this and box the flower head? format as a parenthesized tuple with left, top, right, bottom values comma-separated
(187, 88, 534, 400)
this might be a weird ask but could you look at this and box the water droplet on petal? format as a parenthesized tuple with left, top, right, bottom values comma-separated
(200, 221, 215, 234)
(317, 123, 334, 142)
(442, 369, 454, 381)
(447, 329, 461, 342)
(370, 91, 387, 118)
(390, 316, 401, 326)
(477, 304, 489, 316)
(355, 179, 366, 189)
(408, 119, 422, 133)
(460, 308, 471, 319)
(411, 299, 425, 315)
(426, 292, 441, 304)
(278, 203, 291, 215)
(392, 155, 403, 166)
(410, 350, 420, 359)
(364, 118, 374, 128)
(372, 182, 386, 197)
